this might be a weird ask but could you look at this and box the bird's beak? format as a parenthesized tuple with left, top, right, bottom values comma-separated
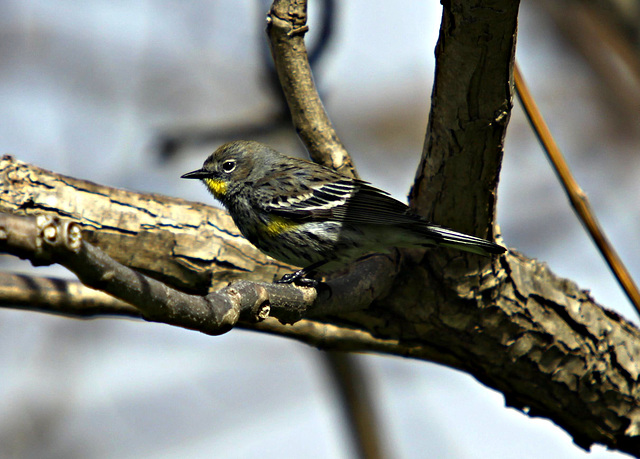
(181, 168, 210, 179)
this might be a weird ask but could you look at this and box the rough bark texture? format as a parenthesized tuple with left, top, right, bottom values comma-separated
(410, 1, 515, 238)
(2, 155, 640, 454)
(267, 0, 357, 177)
(1, 0, 639, 455)
(0, 155, 291, 293)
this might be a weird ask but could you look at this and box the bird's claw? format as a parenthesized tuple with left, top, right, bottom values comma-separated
(276, 271, 319, 288)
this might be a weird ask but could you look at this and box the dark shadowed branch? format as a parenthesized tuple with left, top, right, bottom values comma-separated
(0, 210, 399, 334)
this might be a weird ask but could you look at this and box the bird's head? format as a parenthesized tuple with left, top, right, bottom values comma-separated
(181, 140, 269, 200)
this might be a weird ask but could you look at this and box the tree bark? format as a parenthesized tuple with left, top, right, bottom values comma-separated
(1, 0, 639, 455)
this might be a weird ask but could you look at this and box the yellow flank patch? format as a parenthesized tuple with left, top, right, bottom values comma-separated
(264, 215, 297, 237)
(204, 178, 227, 199)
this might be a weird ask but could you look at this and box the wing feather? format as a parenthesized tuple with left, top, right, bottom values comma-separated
(265, 179, 422, 226)
(261, 175, 506, 255)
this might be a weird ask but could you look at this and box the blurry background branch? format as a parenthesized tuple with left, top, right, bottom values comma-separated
(514, 64, 640, 317)
(539, 0, 640, 121)
(156, 0, 339, 163)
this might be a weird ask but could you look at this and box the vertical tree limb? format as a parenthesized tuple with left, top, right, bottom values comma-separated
(410, 0, 519, 239)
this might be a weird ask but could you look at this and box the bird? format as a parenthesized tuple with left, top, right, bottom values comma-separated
(181, 140, 506, 284)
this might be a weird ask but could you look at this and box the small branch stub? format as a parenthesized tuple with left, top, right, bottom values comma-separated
(256, 302, 271, 321)
(36, 215, 82, 252)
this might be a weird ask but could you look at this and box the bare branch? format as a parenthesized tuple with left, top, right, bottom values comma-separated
(0, 272, 141, 318)
(0, 213, 271, 334)
(0, 154, 291, 293)
(0, 272, 440, 365)
(266, 0, 357, 178)
(0, 212, 398, 333)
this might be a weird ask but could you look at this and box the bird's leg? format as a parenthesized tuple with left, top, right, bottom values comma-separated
(276, 260, 327, 287)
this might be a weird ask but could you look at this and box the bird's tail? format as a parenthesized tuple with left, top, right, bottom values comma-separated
(418, 225, 506, 257)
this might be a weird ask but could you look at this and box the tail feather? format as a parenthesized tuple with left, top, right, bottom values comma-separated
(419, 225, 506, 256)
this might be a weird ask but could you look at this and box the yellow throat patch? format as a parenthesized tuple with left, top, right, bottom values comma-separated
(204, 178, 227, 199)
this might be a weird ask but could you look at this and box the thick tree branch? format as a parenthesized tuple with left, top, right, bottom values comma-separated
(2, 0, 640, 454)
(0, 157, 396, 317)
(410, 0, 518, 240)
(0, 213, 274, 334)
(0, 211, 399, 333)
(0, 154, 290, 294)
(1, 159, 640, 452)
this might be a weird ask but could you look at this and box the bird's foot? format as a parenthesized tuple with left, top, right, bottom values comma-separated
(276, 270, 319, 288)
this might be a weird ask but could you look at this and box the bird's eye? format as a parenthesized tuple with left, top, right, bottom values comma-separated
(221, 160, 236, 173)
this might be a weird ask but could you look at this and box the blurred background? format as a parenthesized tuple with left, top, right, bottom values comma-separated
(1, 1, 639, 458)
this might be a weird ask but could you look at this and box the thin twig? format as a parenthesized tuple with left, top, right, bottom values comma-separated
(514, 63, 640, 317)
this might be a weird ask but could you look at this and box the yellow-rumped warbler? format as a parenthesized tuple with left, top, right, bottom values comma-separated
(182, 140, 506, 284)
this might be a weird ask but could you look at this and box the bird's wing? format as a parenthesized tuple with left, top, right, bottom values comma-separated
(261, 178, 355, 220)
(333, 181, 419, 225)
(263, 177, 506, 255)
(265, 179, 421, 226)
